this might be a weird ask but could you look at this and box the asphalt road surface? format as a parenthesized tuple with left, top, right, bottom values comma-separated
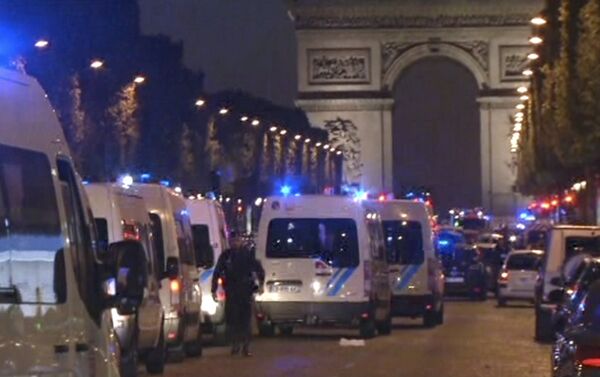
(155, 298, 550, 377)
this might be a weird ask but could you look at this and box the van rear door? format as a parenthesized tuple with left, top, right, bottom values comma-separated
(263, 218, 361, 302)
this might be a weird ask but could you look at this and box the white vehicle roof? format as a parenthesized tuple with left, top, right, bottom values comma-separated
(0, 68, 70, 157)
(187, 198, 221, 224)
(508, 249, 544, 256)
(363, 199, 429, 223)
(262, 195, 365, 219)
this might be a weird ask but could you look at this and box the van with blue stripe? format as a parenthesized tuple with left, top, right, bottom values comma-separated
(255, 195, 392, 338)
(364, 200, 444, 327)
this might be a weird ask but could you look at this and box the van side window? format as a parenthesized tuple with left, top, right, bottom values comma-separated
(149, 213, 165, 274)
(367, 221, 385, 261)
(0, 144, 63, 304)
(57, 159, 101, 321)
(175, 218, 194, 265)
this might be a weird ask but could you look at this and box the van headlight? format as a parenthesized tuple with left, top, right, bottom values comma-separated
(201, 295, 219, 316)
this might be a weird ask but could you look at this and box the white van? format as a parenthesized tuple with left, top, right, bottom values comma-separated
(85, 183, 166, 375)
(186, 198, 229, 342)
(0, 68, 147, 376)
(133, 183, 203, 360)
(255, 195, 392, 338)
(535, 225, 600, 341)
(365, 200, 444, 327)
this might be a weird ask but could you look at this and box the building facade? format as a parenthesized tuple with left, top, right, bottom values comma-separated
(291, 0, 542, 216)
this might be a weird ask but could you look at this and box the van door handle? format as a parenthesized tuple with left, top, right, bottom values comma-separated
(54, 344, 69, 354)
(75, 343, 89, 352)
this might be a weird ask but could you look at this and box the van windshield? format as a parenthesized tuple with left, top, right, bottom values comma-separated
(0, 144, 63, 304)
(382, 220, 424, 265)
(266, 218, 359, 268)
(506, 253, 541, 270)
(566, 236, 600, 260)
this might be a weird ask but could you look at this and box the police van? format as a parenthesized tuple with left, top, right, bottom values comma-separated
(85, 183, 166, 375)
(365, 200, 444, 327)
(0, 68, 147, 376)
(186, 198, 229, 344)
(133, 183, 203, 360)
(255, 195, 392, 338)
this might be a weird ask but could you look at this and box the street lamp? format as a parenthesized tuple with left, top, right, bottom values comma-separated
(523, 69, 533, 76)
(529, 36, 543, 45)
(304, 138, 311, 144)
(90, 59, 104, 69)
(294, 134, 302, 140)
(251, 119, 260, 126)
(527, 52, 539, 60)
(269, 126, 278, 133)
(133, 75, 146, 84)
(218, 107, 229, 115)
(279, 129, 287, 136)
(240, 115, 249, 122)
(514, 123, 522, 132)
(336, 150, 342, 155)
(323, 144, 330, 149)
(315, 142, 322, 147)
(517, 86, 528, 94)
(520, 95, 529, 101)
(34, 39, 49, 48)
(516, 103, 525, 110)
(531, 16, 547, 26)
(195, 98, 205, 107)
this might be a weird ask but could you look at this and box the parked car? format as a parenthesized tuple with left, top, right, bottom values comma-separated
(85, 183, 166, 375)
(441, 243, 487, 300)
(497, 250, 543, 306)
(535, 225, 600, 342)
(552, 280, 600, 377)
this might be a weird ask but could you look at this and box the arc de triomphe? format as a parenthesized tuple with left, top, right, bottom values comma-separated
(291, 0, 542, 216)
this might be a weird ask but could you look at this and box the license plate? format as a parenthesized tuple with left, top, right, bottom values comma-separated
(446, 277, 465, 283)
(269, 284, 301, 293)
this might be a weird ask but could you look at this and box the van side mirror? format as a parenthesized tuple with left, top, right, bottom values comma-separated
(548, 289, 565, 304)
(550, 276, 565, 287)
(165, 256, 179, 280)
(103, 240, 148, 315)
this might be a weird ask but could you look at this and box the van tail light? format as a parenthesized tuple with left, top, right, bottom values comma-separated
(216, 277, 226, 301)
(364, 261, 372, 297)
(122, 222, 140, 241)
(498, 269, 509, 283)
(576, 345, 600, 368)
(169, 278, 181, 306)
(170, 279, 181, 293)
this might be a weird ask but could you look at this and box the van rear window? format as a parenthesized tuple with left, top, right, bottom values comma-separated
(566, 236, 600, 260)
(506, 253, 541, 270)
(0, 143, 63, 304)
(382, 221, 424, 265)
(266, 218, 359, 268)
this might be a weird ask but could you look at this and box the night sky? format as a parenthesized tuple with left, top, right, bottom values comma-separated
(139, 0, 297, 107)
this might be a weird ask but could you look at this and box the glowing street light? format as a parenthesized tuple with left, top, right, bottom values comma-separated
(218, 107, 229, 115)
(523, 69, 533, 76)
(516, 103, 525, 110)
(520, 95, 529, 101)
(336, 150, 342, 155)
(90, 59, 104, 69)
(34, 39, 49, 48)
(531, 16, 547, 26)
(251, 119, 260, 126)
(269, 126, 278, 133)
(517, 86, 528, 94)
(294, 134, 302, 140)
(304, 138, 311, 144)
(515, 112, 524, 118)
(195, 98, 205, 107)
(514, 123, 522, 132)
(329, 147, 335, 152)
(240, 115, 249, 122)
(315, 142, 322, 147)
(279, 129, 287, 136)
(323, 144, 330, 149)
(527, 52, 539, 60)
(133, 75, 146, 84)
(529, 36, 543, 45)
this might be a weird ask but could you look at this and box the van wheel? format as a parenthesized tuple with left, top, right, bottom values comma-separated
(423, 310, 437, 328)
(145, 327, 166, 375)
(535, 308, 554, 343)
(184, 325, 203, 357)
(376, 313, 392, 335)
(120, 331, 139, 377)
(258, 322, 276, 337)
(213, 323, 228, 346)
(167, 344, 185, 363)
(278, 325, 294, 336)
(435, 303, 444, 325)
(359, 319, 376, 339)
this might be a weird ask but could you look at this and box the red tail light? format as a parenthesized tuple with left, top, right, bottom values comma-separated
(576, 345, 600, 367)
(499, 270, 509, 283)
(216, 277, 226, 301)
(122, 222, 140, 241)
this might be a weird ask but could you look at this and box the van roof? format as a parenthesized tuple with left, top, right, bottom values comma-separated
(553, 225, 600, 231)
(0, 68, 70, 157)
(263, 195, 363, 218)
(509, 249, 544, 256)
(363, 199, 428, 221)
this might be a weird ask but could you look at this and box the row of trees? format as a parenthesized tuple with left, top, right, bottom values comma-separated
(517, 0, 600, 223)
(1, 1, 341, 198)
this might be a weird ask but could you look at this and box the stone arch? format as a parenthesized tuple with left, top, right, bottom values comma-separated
(382, 43, 489, 91)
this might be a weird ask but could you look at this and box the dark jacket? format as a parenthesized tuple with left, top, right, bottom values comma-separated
(211, 247, 265, 299)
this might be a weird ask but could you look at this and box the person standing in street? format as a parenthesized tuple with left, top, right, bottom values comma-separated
(211, 236, 265, 356)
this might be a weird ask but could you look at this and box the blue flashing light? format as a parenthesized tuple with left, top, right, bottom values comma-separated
(280, 185, 292, 196)
(119, 174, 134, 187)
(140, 173, 151, 181)
(82, 180, 90, 185)
(354, 190, 368, 202)
(519, 212, 528, 220)
(438, 239, 450, 247)
(159, 180, 171, 187)
(294, 193, 301, 197)
(406, 192, 415, 198)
